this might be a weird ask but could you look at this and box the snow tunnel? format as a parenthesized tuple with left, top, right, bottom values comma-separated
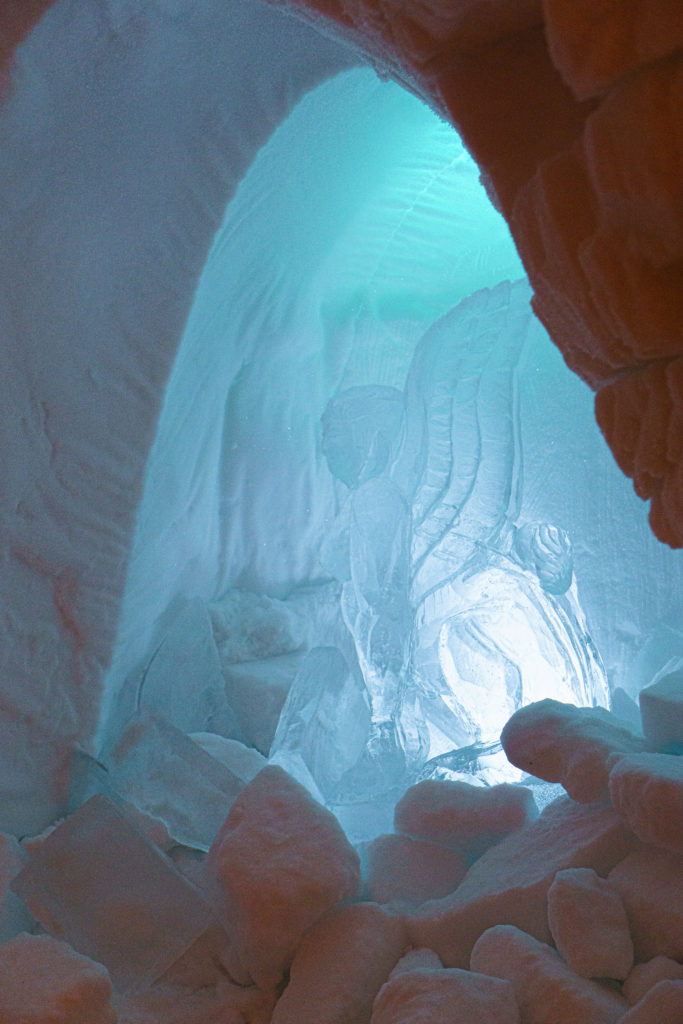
(0, 2, 682, 1018)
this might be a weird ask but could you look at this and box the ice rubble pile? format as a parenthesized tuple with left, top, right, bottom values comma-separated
(0, 671, 681, 1024)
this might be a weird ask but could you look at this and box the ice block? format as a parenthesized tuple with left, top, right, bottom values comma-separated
(106, 711, 247, 850)
(12, 795, 214, 993)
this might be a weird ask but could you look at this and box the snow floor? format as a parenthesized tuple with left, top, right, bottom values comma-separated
(1, 677, 681, 1024)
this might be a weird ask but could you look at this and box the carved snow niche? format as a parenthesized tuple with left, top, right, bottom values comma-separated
(101, 71, 682, 842)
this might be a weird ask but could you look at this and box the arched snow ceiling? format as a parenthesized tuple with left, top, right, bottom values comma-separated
(276, 0, 683, 549)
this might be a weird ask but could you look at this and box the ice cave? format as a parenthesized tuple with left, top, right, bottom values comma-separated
(0, 1, 682, 1022)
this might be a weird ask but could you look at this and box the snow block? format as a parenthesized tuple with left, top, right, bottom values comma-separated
(608, 847, 683, 962)
(500, 699, 646, 802)
(0, 932, 116, 1024)
(406, 796, 636, 967)
(639, 667, 683, 753)
(543, 0, 683, 100)
(471, 925, 628, 1023)
(618, 980, 683, 1024)
(389, 949, 443, 978)
(394, 779, 537, 860)
(12, 795, 213, 993)
(624, 957, 683, 1006)
(364, 833, 468, 907)
(547, 867, 633, 979)
(371, 966, 520, 1024)
(118, 968, 278, 1024)
(222, 654, 303, 755)
(272, 902, 408, 1024)
(609, 752, 683, 854)
(205, 765, 360, 988)
(210, 591, 307, 666)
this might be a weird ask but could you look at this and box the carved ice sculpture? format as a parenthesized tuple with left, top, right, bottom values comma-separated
(272, 281, 609, 804)
(403, 283, 609, 769)
(324, 391, 429, 796)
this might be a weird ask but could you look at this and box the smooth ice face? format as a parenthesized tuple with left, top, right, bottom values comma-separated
(106, 597, 238, 751)
(12, 795, 215, 993)
(105, 712, 248, 852)
(403, 282, 608, 760)
(270, 647, 371, 804)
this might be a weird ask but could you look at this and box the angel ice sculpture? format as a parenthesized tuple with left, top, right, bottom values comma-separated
(271, 281, 609, 806)
(322, 390, 429, 797)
